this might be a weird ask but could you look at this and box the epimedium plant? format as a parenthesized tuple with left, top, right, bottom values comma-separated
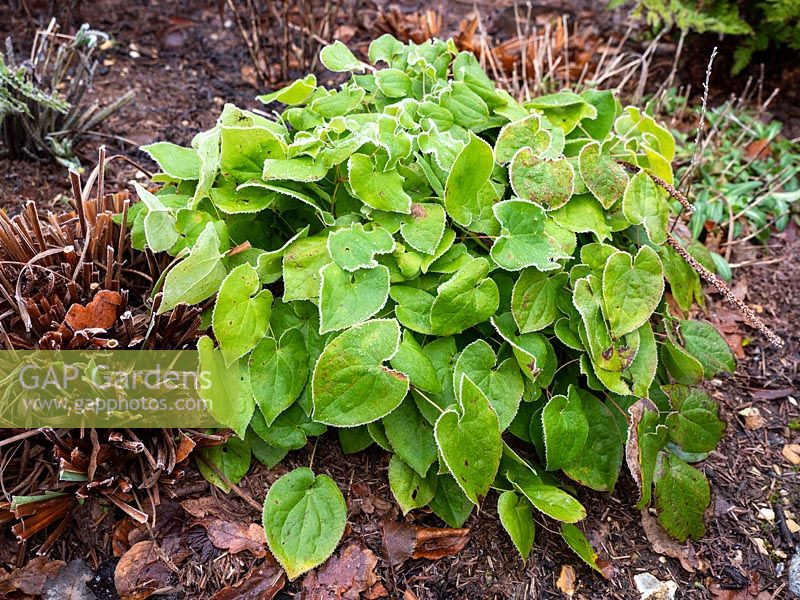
(130, 36, 737, 579)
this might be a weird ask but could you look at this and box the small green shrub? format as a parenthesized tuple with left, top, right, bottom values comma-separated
(133, 36, 737, 578)
(612, 0, 800, 73)
(0, 23, 133, 168)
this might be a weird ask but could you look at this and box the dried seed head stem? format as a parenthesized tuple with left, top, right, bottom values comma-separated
(665, 233, 783, 348)
(617, 160, 695, 214)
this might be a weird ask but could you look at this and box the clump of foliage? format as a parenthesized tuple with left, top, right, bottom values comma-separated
(612, 0, 800, 73)
(133, 36, 739, 578)
(0, 22, 133, 168)
(664, 93, 800, 254)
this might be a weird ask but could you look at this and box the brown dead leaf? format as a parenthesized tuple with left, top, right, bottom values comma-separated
(709, 571, 768, 599)
(744, 138, 772, 161)
(175, 431, 196, 463)
(193, 518, 267, 558)
(299, 542, 385, 600)
(556, 565, 576, 597)
(782, 444, 800, 465)
(382, 521, 470, 567)
(211, 554, 285, 600)
(181, 497, 221, 519)
(0, 556, 65, 596)
(64, 289, 122, 331)
(626, 398, 657, 502)
(42, 559, 96, 600)
(112, 518, 137, 557)
(738, 407, 766, 430)
(641, 510, 699, 573)
(114, 541, 174, 600)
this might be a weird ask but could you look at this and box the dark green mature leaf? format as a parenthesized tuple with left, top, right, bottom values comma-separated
(429, 474, 474, 528)
(388, 457, 437, 514)
(542, 386, 589, 471)
(435, 375, 502, 505)
(249, 328, 309, 425)
(383, 397, 438, 477)
(562, 389, 624, 491)
(560, 523, 606, 574)
(654, 453, 710, 541)
(312, 319, 409, 426)
(679, 320, 736, 376)
(511, 269, 567, 332)
(497, 491, 535, 560)
(663, 386, 725, 453)
(263, 468, 347, 579)
(430, 258, 500, 335)
(197, 437, 251, 493)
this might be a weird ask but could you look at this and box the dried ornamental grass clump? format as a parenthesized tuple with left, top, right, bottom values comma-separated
(130, 36, 779, 578)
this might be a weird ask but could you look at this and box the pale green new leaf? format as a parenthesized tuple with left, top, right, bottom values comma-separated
(348, 153, 412, 213)
(197, 336, 255, 439)
(490, 200, 572, 271)
(159, 223, 227, 313)
(212, 263, 273, 365)
(622, 171, 669, 245)
(444, 133, 495, 228)
(132, 182, 179, 253)
(320, 40, 365, 72)
(142, 142, 200, 180)
(318, 263, 390, 333)
(327, 223, 395, 271)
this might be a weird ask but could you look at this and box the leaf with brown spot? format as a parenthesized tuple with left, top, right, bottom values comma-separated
(211, 555, 285, 600)
(641, 510, 698, 573)
(299, 542, 385, 600)
(556, 564, 576, 597)
(193, 518, 267, 557)
(382, 521, 470, 567)
(64, 290, 123, 331)
(114, 541, 174, 600)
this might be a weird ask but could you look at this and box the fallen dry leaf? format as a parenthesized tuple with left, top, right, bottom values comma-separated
(0, 556, 65, 596)
(709, 571, 769, 599)
(641, 511, 698, 573)
(738, 407, 766, 430)
(193, 518, 267, 558)
(42, 559, 95, 600)
(211, 555, 285, 600)
(744, 138, 772, 161)
(113, 518, 137, 557)
(383, 521, 470, 567)
(403, 590, 419, 600)
(556, 564, 576, 597)
(115, 540, 174, 600)
(299, 542, 385, 600)
(781, 444, 800, 465)
(64, 289, 122, 331)
(626, 398, 658, 501)
(181, 497, 222, 519)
